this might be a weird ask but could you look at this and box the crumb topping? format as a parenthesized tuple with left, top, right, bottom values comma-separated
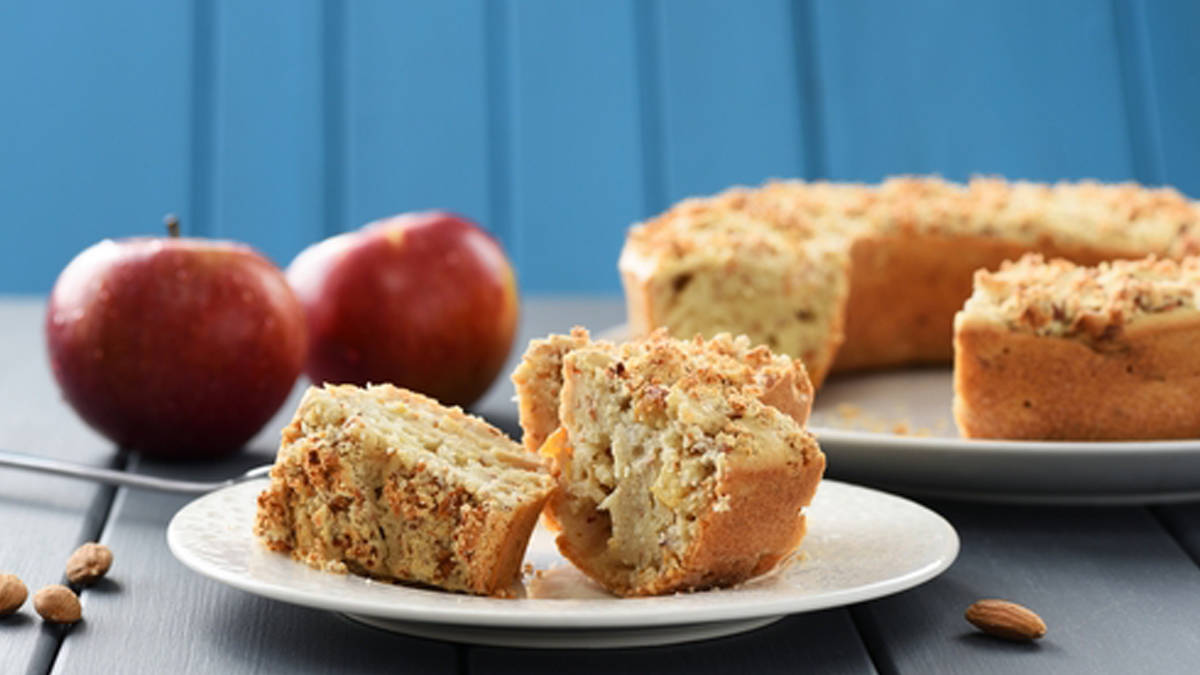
(254, 383, 554, 596)
(962, 254, 1200, 337)
(548, 329, 824, 595)
(610, 329, 813, 426)
(623, 176, 1200, 270)
(514, 326, 814, 448)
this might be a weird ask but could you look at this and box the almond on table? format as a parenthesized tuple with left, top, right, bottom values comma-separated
(0, 573, 27, 615)
(965, 598, 1047, 641)
(66, 542, 113, 586)
(33, 585, 81, 624)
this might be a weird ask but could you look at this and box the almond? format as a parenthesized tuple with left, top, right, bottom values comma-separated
(0, 574, 28, 615)
(33, 585, 81, 624)
(66, 543, 113, 586)
(965, 598, 1047, 641)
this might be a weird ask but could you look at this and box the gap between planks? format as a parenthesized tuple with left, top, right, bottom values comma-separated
(31, 452, 127, 675)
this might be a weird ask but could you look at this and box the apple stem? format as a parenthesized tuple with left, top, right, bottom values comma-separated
(164, 214, 180, 238)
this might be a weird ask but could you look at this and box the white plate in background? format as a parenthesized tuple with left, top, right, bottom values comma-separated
(811, 368, 1200, 504)
(168, 479, 957, 649)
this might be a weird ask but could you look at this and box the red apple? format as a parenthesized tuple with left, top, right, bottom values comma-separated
(287, 211, 518, 407)
(45, 219, 307, 458)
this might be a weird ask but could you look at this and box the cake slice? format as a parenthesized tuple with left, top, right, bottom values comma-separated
(254, 384, 554, 596)
(510, 327, 595, 453)
(517, 330, 825, 596)
(954, 254, 1200, 440)
(512, 327, 814, 455)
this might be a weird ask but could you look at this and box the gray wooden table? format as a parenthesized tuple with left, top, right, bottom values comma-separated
(4, 297, 1200, 674)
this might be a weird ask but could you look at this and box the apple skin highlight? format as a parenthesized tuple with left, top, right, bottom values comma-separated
(287, 211, 519, 408)
(46, 237, 308, 458)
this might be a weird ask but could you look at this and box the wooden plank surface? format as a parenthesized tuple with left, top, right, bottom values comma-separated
(0, 301, 122, 672)
(49, 449, 459, 675)
(854, 501, 1200, 674)
(42, 299, 628, 674)
(8, 297, 1200, 674)
(468, 610, 875, 674)
(1152, 504, 1200, 567)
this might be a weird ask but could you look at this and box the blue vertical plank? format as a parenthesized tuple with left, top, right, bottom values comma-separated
(813, 0, 1135, 183)
(344, 1, 493, 238)
(190, 0, 215, 237)
(485, 0, 513, 257)
(1132, 0, 1200, 197)
(1112, 0, 1165, 188)
(508, 0, 645, 293)
(322, 0, 346, 239)
(0, 0, 193, 292)
(210, 0, 326, 267)
(655, 0, 811, 202)
(633, 1, 667, 218)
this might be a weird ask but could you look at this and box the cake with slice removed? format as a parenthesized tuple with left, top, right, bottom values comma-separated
(954, 254, 1200, 440)
(621, 177, 1200, 381)
(516, 329, 825, 596)
(254, 383, 555, 596)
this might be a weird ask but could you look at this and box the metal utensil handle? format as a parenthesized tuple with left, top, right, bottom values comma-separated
(0, 448, 269, 494)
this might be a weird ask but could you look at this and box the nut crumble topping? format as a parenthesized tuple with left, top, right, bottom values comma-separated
(962, 254, 1200, 338)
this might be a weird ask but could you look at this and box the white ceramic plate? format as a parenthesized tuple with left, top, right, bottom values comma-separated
(811, 368, 1200, 504)
(167, 479, 958, 649)
(596, 324, 1200, 504)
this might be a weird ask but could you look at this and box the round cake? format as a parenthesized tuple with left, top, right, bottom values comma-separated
(620, 176, 1200, 388)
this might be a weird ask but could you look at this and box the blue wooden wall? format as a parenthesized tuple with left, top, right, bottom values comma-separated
(2, 0, 1198, 294)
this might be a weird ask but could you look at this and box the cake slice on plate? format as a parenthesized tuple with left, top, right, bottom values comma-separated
(954, 254, 1200, 440)
(515, 329, 825, 596)
(254, 383, 554, 596)
(510, 327, 595, 453)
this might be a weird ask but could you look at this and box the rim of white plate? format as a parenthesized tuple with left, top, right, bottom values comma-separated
(167, 479, 958, 629)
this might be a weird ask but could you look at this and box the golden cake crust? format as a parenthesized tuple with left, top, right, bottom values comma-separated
(254, 384, 554, 596)
(528, 331, 825, 597)
(837, 234, 1140, 369)
(963, 254, 1200, 335)
(953, 316, 1200, 440)
(510, 327, 596, 453)
(546, 429, 824, 596)
(513, 328, 814, 445)
(954, 255, 1200, 440)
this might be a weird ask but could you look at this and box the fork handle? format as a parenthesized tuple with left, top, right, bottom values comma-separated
(0, 448, 228, 494)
